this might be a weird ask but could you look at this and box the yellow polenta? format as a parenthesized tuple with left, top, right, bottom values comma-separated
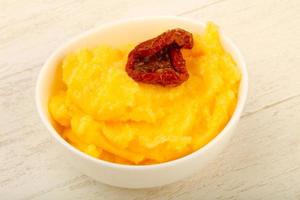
(49, 23, 241, 165)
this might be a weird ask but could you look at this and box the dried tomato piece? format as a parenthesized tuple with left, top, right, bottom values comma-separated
(126, 28, 193, 87)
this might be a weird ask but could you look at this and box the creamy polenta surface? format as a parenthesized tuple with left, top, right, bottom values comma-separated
(49, 23, 241, 165)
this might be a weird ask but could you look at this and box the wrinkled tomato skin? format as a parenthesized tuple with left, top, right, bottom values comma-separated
(126, 28, 193, 87)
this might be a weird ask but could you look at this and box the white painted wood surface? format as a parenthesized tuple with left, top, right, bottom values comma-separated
(1, 0, 300, 199)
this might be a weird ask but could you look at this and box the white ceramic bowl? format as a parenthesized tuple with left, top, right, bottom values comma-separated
(36, 16, 248, 188)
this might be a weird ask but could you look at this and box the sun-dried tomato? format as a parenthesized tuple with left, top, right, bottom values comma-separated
(126, 28, 193, 87)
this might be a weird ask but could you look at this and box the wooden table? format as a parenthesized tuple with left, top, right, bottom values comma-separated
(1, 0, 300, 199)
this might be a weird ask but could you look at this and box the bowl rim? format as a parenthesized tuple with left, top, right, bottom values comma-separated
(36, 16, 248, 170)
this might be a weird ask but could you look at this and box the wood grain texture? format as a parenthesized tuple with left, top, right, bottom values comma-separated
(1, 0, 300, 199)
